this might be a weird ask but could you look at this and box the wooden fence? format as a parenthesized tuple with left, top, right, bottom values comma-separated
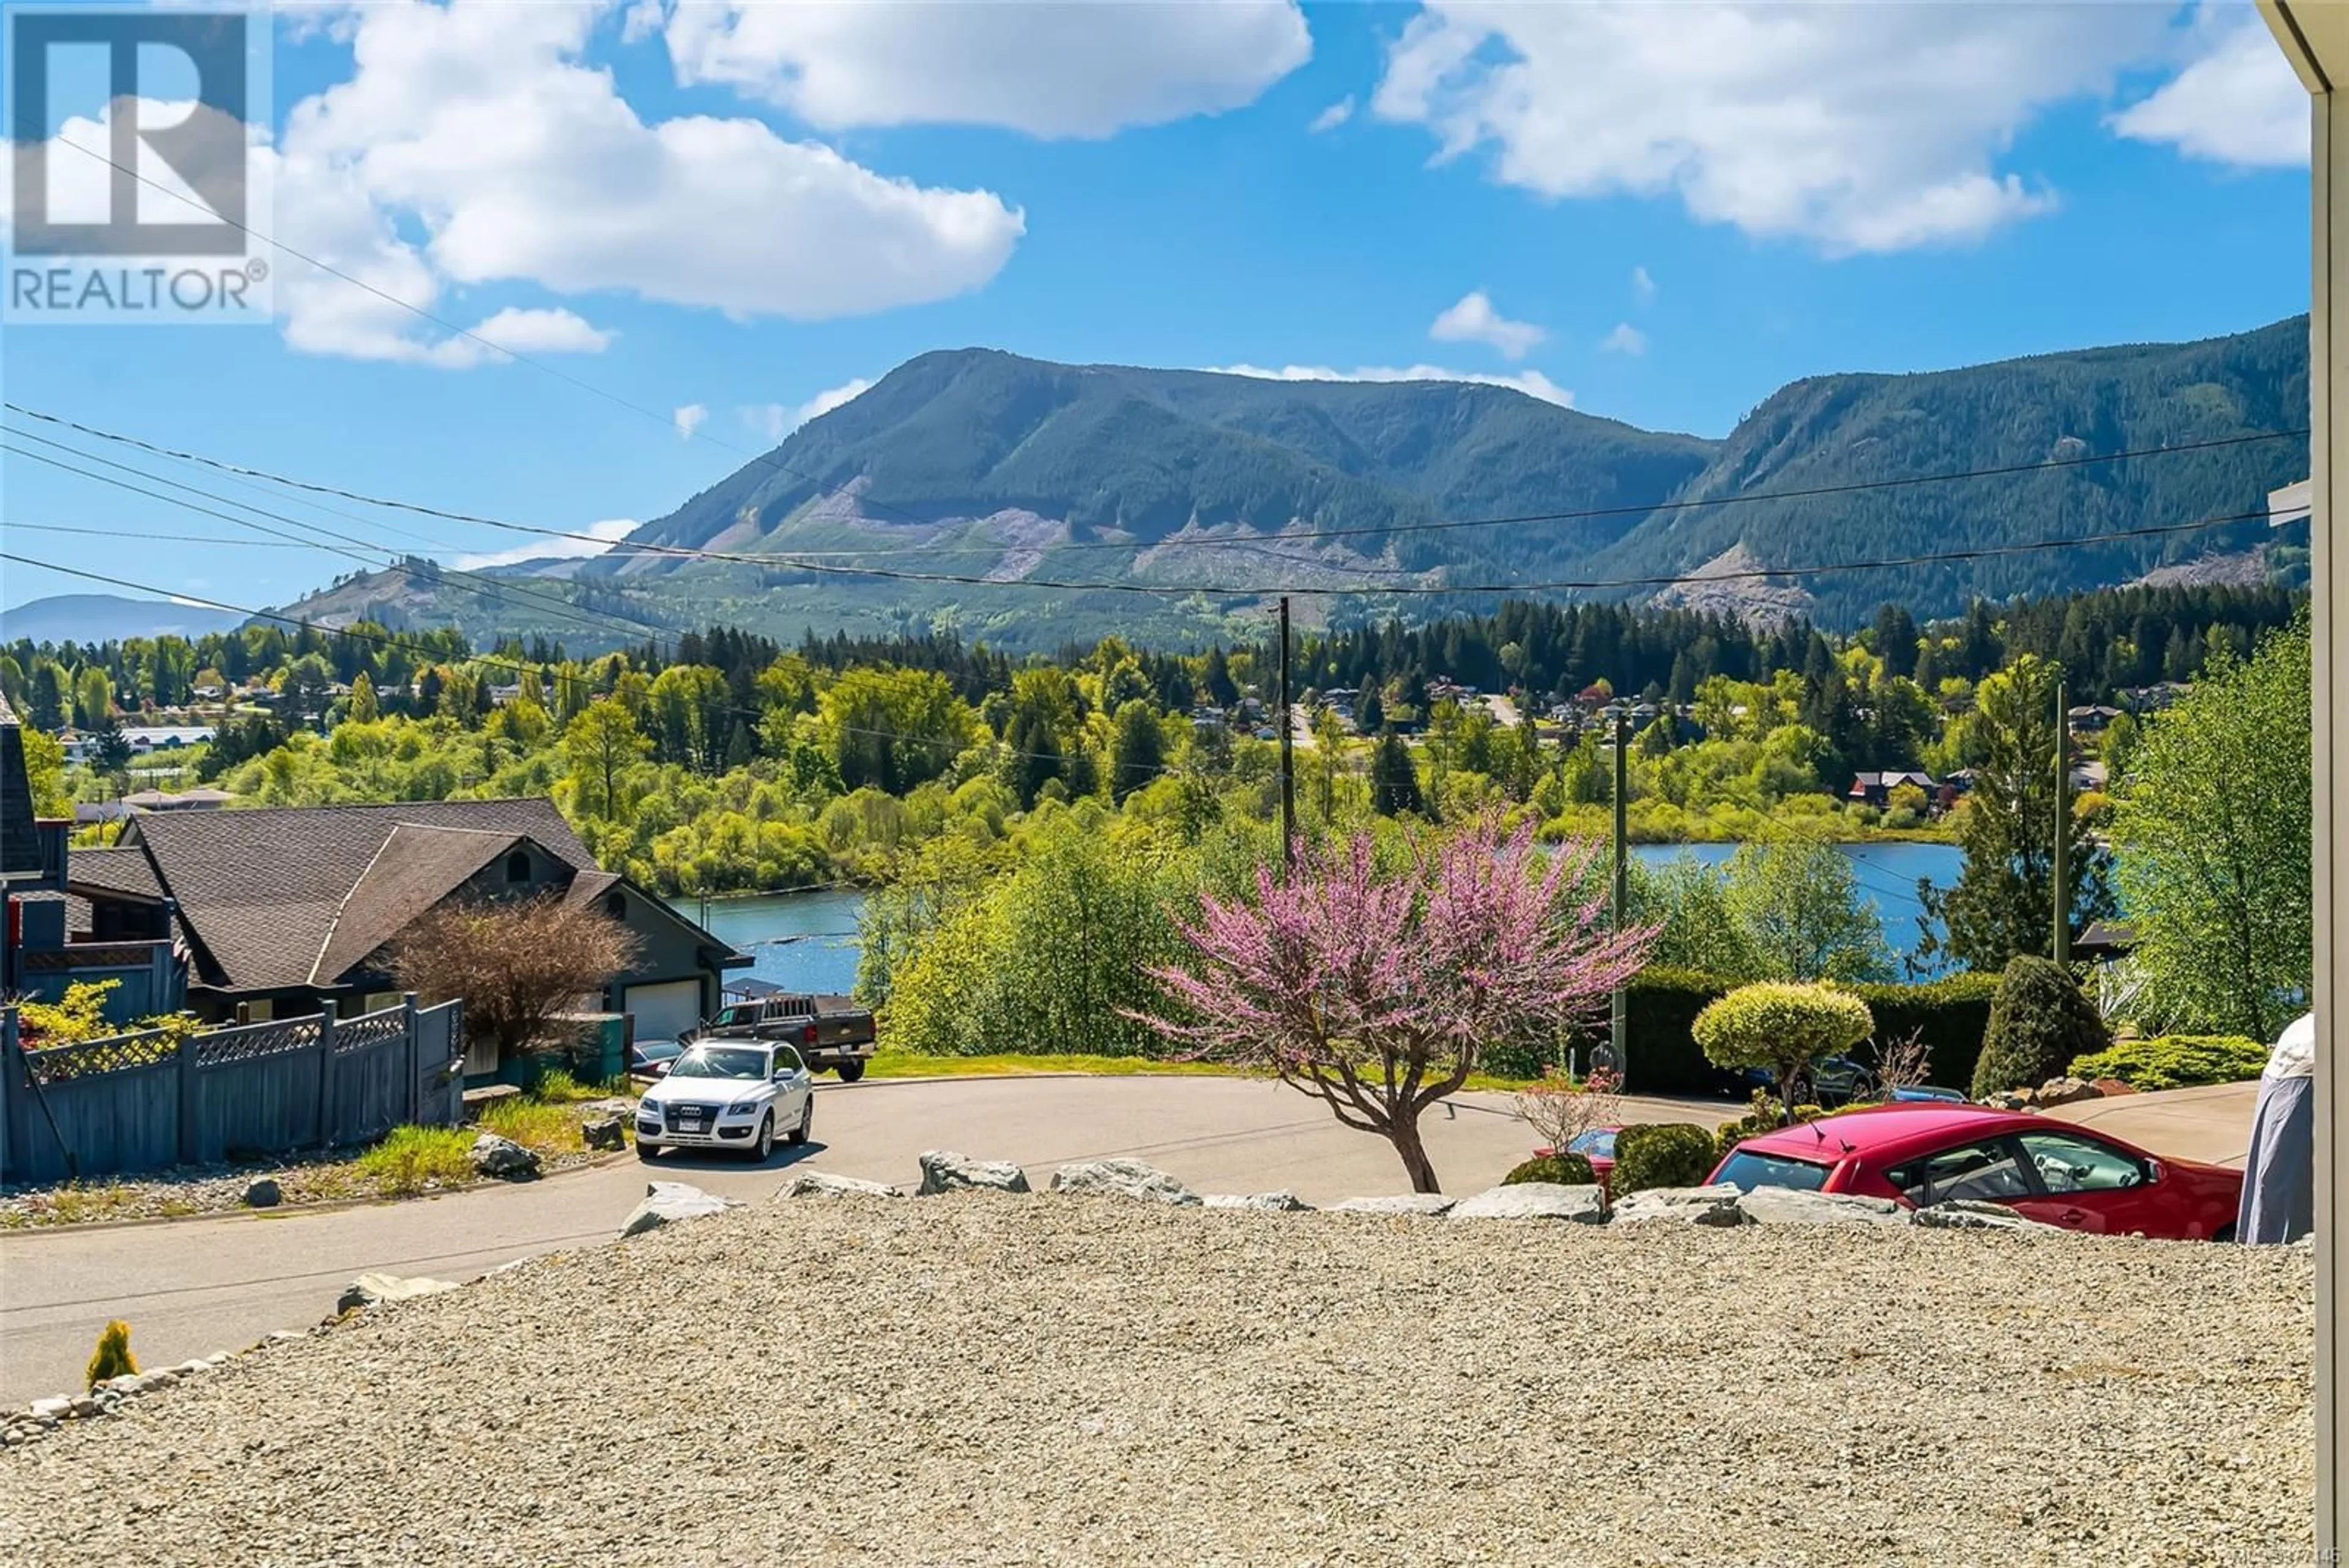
(0, 997, 466, 1184)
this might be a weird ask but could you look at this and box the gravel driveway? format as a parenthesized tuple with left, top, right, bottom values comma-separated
(0, 1194, 2313, 1566)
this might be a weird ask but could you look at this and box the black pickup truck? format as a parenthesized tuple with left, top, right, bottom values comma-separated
(699, 993, 878, 1080)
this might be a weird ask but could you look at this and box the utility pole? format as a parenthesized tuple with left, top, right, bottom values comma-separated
(1610, 705, 1629, 1068)
(2052, 677, 2071, 967)
(1277, 595, 1296, 872)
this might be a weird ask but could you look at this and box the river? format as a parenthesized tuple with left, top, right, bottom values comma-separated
(672, 841, 1965, 995)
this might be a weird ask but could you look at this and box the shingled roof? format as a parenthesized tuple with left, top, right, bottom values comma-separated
(122, 799, 596, 993)
(308, 824, 532, 987)
(67, 845, 166, 904)
(0, 690, 42, 880)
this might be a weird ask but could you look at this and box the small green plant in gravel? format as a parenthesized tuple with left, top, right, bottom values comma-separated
(86, 1320, 137, 1390)
(477, 1096, 581, 1153)
(357, 1126, 475, 1196)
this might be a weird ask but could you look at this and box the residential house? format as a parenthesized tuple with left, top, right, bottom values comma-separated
(118, 787, 234, 812)
(69, 799, 749, 1071)
(1847, 770, 1939, 809)
(2066, 705, 2124, 735)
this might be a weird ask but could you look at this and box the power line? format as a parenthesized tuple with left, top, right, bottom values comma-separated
(2, 418, 2285, 600)
(40, 135, 947, 533)
(10, 401, 2306, 565)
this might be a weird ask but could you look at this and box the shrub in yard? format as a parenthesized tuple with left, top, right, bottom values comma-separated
(2068, 1035, 2268, 1093)
(1971, 956, 2110, 1098)
(86, 1320, 137, 1390)
(1712, 1094, 1830, 1162)
(1502, 1153, 1597, 1186)
(357, 1126, 475, 1196)
(1691, 982, 1874, 1118)
(1611, 1124, 1719, 1194)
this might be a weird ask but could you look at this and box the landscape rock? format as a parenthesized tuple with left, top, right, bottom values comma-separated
(1735, 1188, 1907, 1228)
(1446, 1182, 1609, 1222)
(1609, 1184, 1750, 1227)
(1202, 1192, 1313, 1212)
(1048, 1158, 1201, 1206)
(69, 1397, 100, 1419)
(136, 1371, 179, 1392)
(1328, 1194, 1457, 1217)
(103, 1375, 142, 1396)
(915, 1151, 1032, 1196)
(1911, 1200, 2065, 1235)
(620, 1180, 735, 1238)
(28, 1397, 70, 1421)
(779, 1171, 902, 1200)
(579, 1116, 625, 1153)
(2035, 1076, 2101, 1107)
(241, 1178, 281, 1208)
(337, 1273, 461, 1313)
(172, 1361, 211, 1378)
(467, 1134, 540, 1181)
(2090, 1077, 2137, 1097)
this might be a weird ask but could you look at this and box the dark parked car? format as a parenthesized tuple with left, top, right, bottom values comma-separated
(1729, 1054, 1876, 1105)
(628, 1038, 686, 1080)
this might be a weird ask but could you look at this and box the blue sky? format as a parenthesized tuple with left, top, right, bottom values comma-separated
(0, 0, 2317, 615)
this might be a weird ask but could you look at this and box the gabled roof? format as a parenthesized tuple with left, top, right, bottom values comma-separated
(308, 824, 530, 987)
(0, 691, 41, 879)
(68, 845, 166, 904)
(124, 798, 595, 994)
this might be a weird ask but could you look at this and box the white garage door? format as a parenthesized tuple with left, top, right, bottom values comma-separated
(625, 979, 705, 1042)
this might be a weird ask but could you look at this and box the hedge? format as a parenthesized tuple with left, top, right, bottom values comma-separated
(1617, 968, 2001, 1098)
(1502, 1152, 1596, 1186)
(1612, 1124, 1720, 1194)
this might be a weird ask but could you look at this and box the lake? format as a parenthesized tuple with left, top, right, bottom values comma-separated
(672, 841, 1965, 995)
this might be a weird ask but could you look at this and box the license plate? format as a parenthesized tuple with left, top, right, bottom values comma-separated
(677, 1119, 703, 1132)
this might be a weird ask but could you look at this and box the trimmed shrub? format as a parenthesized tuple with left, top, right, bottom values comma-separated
(1972, 956, 2110, 1098)
(1693, 983, 1874, 1115)
(1502, 1152, 1597, 1186)
(86, 1320, 137, 1391)
(1612, 1123, 1719, 1194)
(1713, 1097, 1830, 1162)
(1620, 968, 1997, 1098)
(2068, 1035, 2268, 1093)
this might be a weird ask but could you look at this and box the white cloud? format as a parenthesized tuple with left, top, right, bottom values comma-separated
(1600, 322, 1646, 356)
(656, 0, 1311, 138)
(1427, 290, 1545, 360)
(230, 1, 1025, 363)
(1631, 265, 1655, 302)
(423, 307, 615, 369)
(1208, 363, 1573, 408)
(673, 403, 709, 440)
(2110, 11, 2307, 169)
(450, 517, 635, 570)
(740, 377, 874, 445)
(1372, 1, 2181, 253)
(1309, 97, 1355, 134)
(793, 377, 874, 427)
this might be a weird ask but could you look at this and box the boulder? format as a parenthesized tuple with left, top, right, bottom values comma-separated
(27, 1397, 70, 1422)
(1202, 1192, 1313, 1212)
(242, 1178, 282, 1208)
(1048, 1158, 1201, 1206)
(2090, 1077, 2137, 1098)
(1446, 1182, 1609, 1222)
(137, 1370, 180, 1392)
(579, 1115, 626, 1152)
(915, 1150, 1032, 1196)
(68, 1396, 100, 1419)
(1911, 1200, 2066, 1235)
(779, 1171, 903, 1200)
(103, 1374, 143, 1396)
(337, 1273, 460, 1313)
(2035, 1076, 2102, 1107)
(468, 1134, 540, 1181)
(1609, 1184, 1750, 1227)
(1327, 1194, 1457, 1217)
(619, 1180, 736, 1238)
(1735, 1187, 1907, 1228)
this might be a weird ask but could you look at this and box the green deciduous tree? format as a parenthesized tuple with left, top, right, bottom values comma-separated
(2108, 617, 2310, 1040)
(1918, 655, 2112, 973)
(1693, 982, 1875, 1120)
(563, 696, 651, 822)
(1722, 836, 1896, 984)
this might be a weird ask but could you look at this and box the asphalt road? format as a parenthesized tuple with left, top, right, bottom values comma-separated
(0, 1076, 1722, 1406)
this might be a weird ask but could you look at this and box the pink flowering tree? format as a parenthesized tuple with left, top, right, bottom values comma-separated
(1136, 816, 1657, 1194)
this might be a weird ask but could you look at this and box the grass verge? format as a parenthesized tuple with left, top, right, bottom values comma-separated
(354, 1126, 475, 1197)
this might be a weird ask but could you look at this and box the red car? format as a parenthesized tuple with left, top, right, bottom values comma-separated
(1706, 1104, 2242, 1242)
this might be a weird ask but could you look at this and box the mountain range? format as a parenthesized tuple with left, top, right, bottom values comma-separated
(26, 319, 2310, 654)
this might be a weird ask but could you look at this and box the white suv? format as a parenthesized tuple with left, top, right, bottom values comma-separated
(636, 1041, 814, 1162)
